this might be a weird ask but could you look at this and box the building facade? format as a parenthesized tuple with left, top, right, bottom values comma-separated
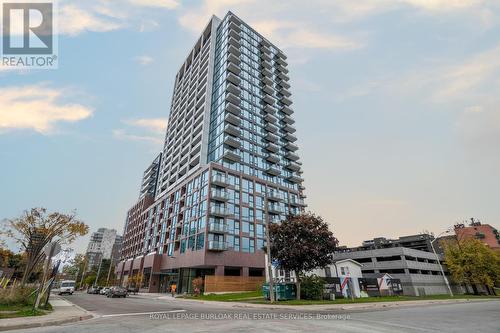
(454, 220, 499, 250)
(334, 247, 464, 296)
(85, 228, 123, 271)
(116, 11, 306, 293)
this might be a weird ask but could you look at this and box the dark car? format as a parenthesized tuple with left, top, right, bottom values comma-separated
(107, 286, 127, 298)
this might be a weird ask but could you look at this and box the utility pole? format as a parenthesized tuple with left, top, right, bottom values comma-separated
(264, 193, 275, 303)
(106, 253, 114, 286)
(94, 254, 103, 287)
(431, 231, 454, 297)
(79, 254, 88, 287)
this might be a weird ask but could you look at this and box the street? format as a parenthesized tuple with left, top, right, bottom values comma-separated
(11, 293, 500, 333)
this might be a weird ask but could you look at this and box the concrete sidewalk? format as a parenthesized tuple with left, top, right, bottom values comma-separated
(134, 293, 499, 312)
(0, 296, 93, 332)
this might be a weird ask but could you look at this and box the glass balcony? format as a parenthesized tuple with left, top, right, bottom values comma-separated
(284, 132, 297, 142)
(285, 152, 300, 161)
(265, 142, 279, 153)
(264, 113, 277, 123)
(261, 76, 273, 86)
(262, 85, 273, 95)
(261, 68, 273, 78)
(261, 52, 271, 62)
(280, 87, 292, 98)
(266, 154, 280, 164)
(268, 204, 284, 214)
(228, 36, 240, 48)
(284, 142, 298, 151)
(265, 123, 278, 133)
(226, 92, 240, 106)
(282, 114, 295, 125)
(228, 45, 241, 57)
(211, 173, 230, 187)
(287, 175, 303, 183)
(208, 221, 228, 233)
(266, 166, 281, 176)
(225, 101, 240, 116)
(263, 104, 277, 115)
(223, 149, 241, 162)
(208, 240, 228, 251)
(228, 29, 240, 40)
(281, 105, 293, 115)
(224, 136, 240, 148)
(225, 113, 240, 126)
(264, 132, 279, 143)
(226, 82, 241, 96)
(227, 53, 240, 66)
(211, 189, 230, 202)
(289, 197, 306, 207)
(282, 123, 296, 133)
(227, 72, 241, 86)
(209, 205, 232, 217)
(281, 96, 293, 106)
(229, 22, 241, 33)
(261, 59, 272, 69)
(276, 56, 287, 66)
(262, 95, 275, 106)
(279, 80, 291, 90)
(224, 123, 241, 136)
(266, 190, 283, 201)
(285, 162, 301, 172)
(227, 62, 241, 76)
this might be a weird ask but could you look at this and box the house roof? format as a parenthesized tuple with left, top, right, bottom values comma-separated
(333, 259, 363, 267)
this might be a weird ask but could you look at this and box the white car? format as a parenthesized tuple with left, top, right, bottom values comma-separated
(100, 287, 110, 295)
(54, 280, 76, 295)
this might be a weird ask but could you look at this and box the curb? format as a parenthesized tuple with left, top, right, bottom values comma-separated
(0, 314, 93, 332)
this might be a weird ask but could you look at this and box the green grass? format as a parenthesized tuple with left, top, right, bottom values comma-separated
(183, 292, 499, 305)
(0, 304, 51, 319)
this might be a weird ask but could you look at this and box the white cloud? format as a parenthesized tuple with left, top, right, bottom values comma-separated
(128, 0, 179, 9)
(112, 129, 163, 144)
(134, 55, 154, 65)
(59, 4, 123, 36)
(124, 118, 168, 133)
(0, 84, 93, 134)
(113, 117, 168, 145)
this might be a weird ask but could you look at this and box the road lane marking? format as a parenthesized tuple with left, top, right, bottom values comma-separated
(101, 310, 187, 318)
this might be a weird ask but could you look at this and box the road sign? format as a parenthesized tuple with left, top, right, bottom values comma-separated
(43, 242, 61, 258)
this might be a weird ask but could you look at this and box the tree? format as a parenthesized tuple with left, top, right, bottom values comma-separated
(443, 237, 500, 295)
(62, 253, 87, 284)
(269, 212, 339, 299)
(1, 208, 89, 285)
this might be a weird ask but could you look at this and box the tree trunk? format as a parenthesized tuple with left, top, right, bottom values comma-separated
(471, 284, 478, 295)
(295, 271, 301, 300)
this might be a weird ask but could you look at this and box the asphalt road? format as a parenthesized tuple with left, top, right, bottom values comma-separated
(13, 293, 500, 333)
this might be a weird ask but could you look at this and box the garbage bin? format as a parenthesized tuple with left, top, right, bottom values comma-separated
(262, 283, 296, 301)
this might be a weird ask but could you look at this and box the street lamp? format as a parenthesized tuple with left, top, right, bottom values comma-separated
(430, 229, 454, 297)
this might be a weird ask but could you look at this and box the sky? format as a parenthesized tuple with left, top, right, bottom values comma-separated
(1, 0, 499, 254)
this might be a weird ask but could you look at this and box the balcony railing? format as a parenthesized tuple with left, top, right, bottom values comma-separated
(208, 240, 228, 251)
(211, 174, 230, 186)
(266, 190, 283, 201)
(208, 222, 228, 233)
(211, 189, 230, 201)
(209, 205, 232, 217)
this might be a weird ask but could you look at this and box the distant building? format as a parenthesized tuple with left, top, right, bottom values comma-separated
(350, 234, 436, 253)
(86, 228, 123, 271)
(454, 219, 499, 250)
(333, 247, 463, 296)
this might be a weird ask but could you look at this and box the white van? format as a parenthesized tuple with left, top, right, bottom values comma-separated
(54, 280, 76, 295)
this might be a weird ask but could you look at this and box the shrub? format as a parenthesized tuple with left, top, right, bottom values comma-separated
(300, 274, 324, 300)
(192, 277, 204, 296)
(0, 286, 35, 306)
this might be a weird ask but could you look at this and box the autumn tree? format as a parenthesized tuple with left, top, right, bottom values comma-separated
(443, 237, 500, 295)
(269, 212, 339, 299)
(1, 208, 89, 285)
(62, 253, 87, 284)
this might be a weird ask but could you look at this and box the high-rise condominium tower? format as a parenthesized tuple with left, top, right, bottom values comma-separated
(116, 12, 305, 293)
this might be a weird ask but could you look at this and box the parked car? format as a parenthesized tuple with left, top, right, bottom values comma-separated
(127, 286, 139, 295)
(107, 286, 127, 298)
(100, 287, 110, 295)
(53, 280, 76, 295)
(87, 286, 102, 294)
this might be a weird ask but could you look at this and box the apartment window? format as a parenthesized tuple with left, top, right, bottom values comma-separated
(340, 266, 349, 275)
